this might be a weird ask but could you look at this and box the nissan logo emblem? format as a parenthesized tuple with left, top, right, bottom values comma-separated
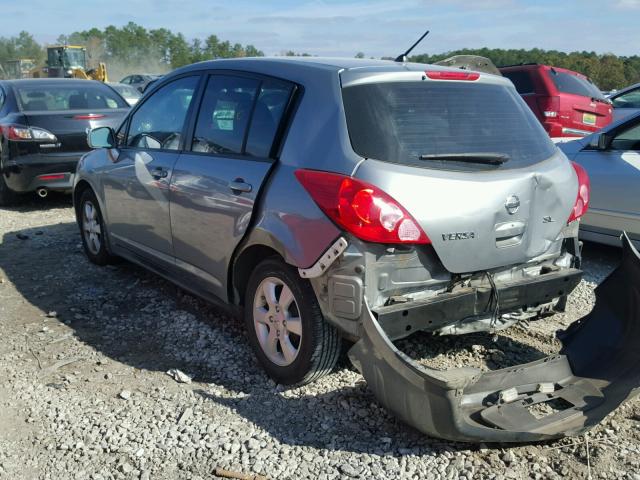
(505, 195, 520, 215)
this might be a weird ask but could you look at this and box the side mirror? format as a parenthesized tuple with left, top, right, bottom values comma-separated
(88, 126, 115, 149)
(588, 132, 612, 151)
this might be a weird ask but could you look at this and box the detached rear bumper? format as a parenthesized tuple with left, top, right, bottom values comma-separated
(349, 233, 640, 442)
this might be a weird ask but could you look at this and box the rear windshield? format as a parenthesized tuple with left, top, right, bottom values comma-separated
(342, 81, 557, 171)
(547, 70, 604, 100)
(502, 71, 535, 94)
(16, 83, 128, 111)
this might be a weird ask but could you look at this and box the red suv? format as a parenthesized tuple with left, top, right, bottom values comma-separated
(499, 64, 612, 138)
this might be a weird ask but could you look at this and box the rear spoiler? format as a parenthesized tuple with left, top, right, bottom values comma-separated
(349, 232, 640, 442)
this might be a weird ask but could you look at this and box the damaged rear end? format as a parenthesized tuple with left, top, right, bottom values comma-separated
(296, 66, 640, 441)
(349, 234, 640, 442)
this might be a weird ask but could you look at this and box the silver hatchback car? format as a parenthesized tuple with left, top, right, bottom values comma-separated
(75, 58, 640, 442)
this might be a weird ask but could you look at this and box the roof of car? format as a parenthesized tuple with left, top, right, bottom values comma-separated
(175, 56, 461, 75)
(0, 78, 106, 88)
(610, 81, 640, 98)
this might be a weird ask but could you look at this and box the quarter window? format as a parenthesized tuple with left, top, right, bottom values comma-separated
(126, 76, 198, 150)
(245, 79, 294, 158)
(191, 75, 260, 155)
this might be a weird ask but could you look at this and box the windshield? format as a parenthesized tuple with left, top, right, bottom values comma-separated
(16, 84, 128, 111)
(342, 80, 557, 171)
(547, 70, 604, 100)
(48, 48, 86, 69)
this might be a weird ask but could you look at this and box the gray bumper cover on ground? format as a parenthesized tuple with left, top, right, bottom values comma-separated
(349, 233, 640, 442)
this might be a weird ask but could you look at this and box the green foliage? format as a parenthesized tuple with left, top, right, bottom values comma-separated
(0, 31, 45, 65)
(410, 48, 640, 90)
(0, 23, 264, 76)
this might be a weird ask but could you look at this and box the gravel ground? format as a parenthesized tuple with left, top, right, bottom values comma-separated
(0, 195, 638, 480)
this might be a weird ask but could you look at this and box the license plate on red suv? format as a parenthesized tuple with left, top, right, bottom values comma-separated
(583, 113, 597, 126)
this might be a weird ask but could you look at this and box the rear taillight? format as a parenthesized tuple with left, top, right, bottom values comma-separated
(295, 169, 430, 244)
(0, 124, 57, 142)
(568, 162, 590, 223)
(537, 96, 560, 118)
(425, 70, 480, 81)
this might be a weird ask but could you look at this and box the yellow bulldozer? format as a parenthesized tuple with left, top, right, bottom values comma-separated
(31, 45, 108, 82)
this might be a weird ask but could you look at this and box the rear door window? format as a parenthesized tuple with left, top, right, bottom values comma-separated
(16, 84, 128, 111)
(342, 80, 557, 171)
(0, 87, 5, 110)
(547, 70, 603, 99)
(191, 75, 260, 155)
(126, 75, 199, 150)
(502, 71, 535, 94)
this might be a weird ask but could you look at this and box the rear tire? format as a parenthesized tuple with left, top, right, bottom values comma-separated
(78, 189, 117, 265)
(244, 258, 341, 385)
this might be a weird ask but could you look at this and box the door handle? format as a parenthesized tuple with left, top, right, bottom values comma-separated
(229, 178, 252, 194)
(151, 167, 168, 180)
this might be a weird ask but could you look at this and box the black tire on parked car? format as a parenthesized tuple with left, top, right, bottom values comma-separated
(78, 189, 117, 265)
(244, 257, 341, 385)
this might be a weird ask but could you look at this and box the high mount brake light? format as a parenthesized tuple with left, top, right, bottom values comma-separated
(73, 114, 105, 120)
(295, 169, 430, 244)
(425, 70, 480, 81)
(568, 162, 590, 223)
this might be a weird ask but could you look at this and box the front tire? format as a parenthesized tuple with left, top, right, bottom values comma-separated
(244, 258, 341, 385)
(78, 189, 116, 265)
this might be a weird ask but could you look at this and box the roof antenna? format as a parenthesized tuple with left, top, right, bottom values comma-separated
(394, 30, 430, 63)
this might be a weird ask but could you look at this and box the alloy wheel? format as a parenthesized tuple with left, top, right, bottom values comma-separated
(253, 276, 303, 367)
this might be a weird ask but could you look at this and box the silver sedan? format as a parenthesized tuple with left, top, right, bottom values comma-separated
(559, 112, 640, 248)
(608, 82, 640, 122)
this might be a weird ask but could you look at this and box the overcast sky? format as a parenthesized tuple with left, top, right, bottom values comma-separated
(4, 0, 640, 57)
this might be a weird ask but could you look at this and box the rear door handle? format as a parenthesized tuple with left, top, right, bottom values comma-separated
(151, 167, 168, 180)
(229, 179, 252, 194)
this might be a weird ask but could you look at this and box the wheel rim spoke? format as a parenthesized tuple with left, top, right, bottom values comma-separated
(281, 335, 297, 363)
(262, 280, 278, 307)
(285, 316, 302, 336)
(254, 306, 270, 325)
(84, 203, 93, 222)
(279, 285, 294, 310)
(266, 327, 279, 358)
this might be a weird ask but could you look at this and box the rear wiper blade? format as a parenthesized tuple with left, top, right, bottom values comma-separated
(418, 153, 510, 165)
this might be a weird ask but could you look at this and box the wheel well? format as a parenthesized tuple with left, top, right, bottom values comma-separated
(231, 244, 283, 306)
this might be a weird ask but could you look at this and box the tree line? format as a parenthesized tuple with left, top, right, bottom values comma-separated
(1, 25, 638, 89)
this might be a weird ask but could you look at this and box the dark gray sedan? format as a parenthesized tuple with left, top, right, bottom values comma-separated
(559, 112, 640, 248)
